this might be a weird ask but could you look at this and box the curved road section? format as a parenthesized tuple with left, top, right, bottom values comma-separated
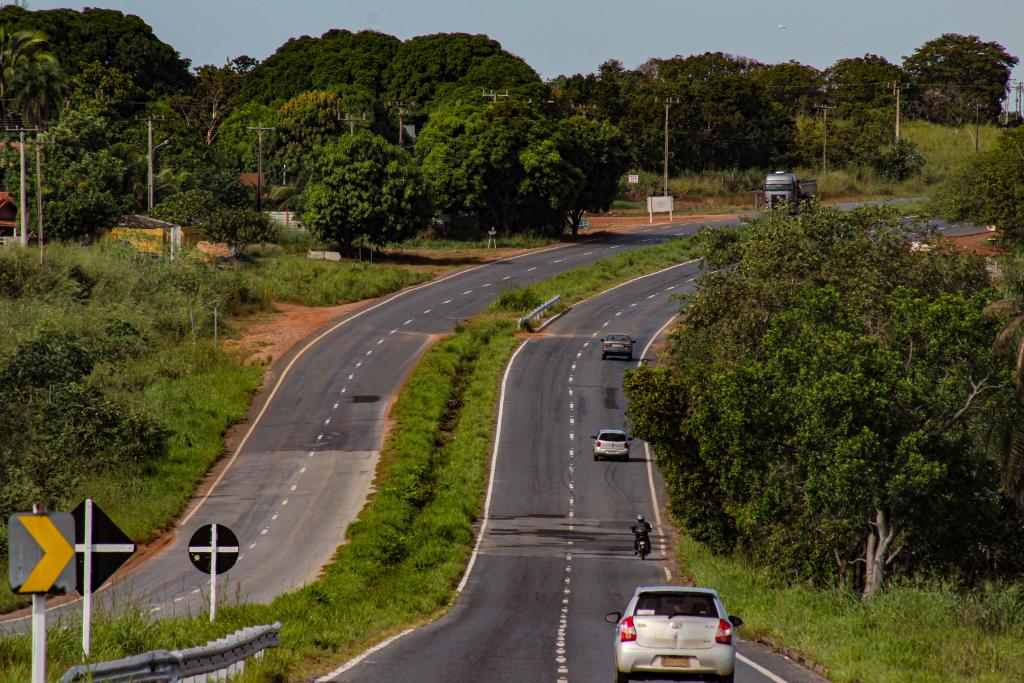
(330, 261, 826, 682)
(1, 217, 731, 627)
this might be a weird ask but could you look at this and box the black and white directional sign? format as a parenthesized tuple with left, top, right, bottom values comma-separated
(188, 524, 239, 575)
(72, 499, 135, 594)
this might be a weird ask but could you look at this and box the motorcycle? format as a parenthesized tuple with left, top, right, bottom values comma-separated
(633, 530, 651, 560)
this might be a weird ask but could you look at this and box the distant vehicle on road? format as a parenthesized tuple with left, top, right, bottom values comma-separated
(606, 586, 743, 683)
(601, 333, 636, 360)
(764, 171, 816, 212)
(592, 429, 630, 461)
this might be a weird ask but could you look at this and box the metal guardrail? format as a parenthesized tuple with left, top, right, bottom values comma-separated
(518, 295, 561, 328)
(60, 622, 281, 683)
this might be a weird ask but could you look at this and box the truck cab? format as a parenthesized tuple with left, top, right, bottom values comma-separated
(764, 171, 816, 212)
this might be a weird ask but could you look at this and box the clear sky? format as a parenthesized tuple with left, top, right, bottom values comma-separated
(28, 0, 1024, 84)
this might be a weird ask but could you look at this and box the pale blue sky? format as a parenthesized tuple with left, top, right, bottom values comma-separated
(29, 0, 1024, 83)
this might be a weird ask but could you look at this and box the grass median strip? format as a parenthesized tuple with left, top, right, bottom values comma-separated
(0, 232, 701, 681)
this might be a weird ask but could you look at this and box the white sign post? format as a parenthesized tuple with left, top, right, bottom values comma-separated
(627, 174, 639, 184)
(647, 195, 674, 224)
(82, 499, 92, 656)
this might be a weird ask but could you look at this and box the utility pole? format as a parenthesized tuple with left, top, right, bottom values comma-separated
(339, 112, 367, 135)
(386, 101, 417, 147)
(481, 89, 510, 103)
(5, 124, 38, 247)
(890, 81, 905, 140)
(815, 104, 836, 174)
(246, 122, 275, 212)
(140, 116, 165, 211)
(975, 101, 981, 153)
(659, 97, 680, 197)
(571, 103, 596, 118)
(34, 133, 51, 266)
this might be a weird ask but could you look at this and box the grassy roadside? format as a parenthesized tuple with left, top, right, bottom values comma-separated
(0, 230, 702, 681)
(677, 536, 1024, 682)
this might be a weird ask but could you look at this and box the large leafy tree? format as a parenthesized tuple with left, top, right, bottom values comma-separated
(556, 116, 630, 235)
(824, 54, 902, 118)
(301, 133, 429, 251)
(750, 60, 822, 117)
(903, 33, 1017, 125)
(0, 6, 190, 95)
(417, 99, 581, 234)
(0, 26, 62, 125)
(625, 206, 1017, 596)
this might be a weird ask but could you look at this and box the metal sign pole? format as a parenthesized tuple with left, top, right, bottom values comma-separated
(210, 524, 217, 623)
(33, 593, 45, 683)
(31, 502, 45, 683)
(82, 498, 93, 657)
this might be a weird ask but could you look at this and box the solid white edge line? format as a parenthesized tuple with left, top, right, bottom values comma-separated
(458, 339, 530, 592)
(736, 653, 791, 683)
(316, 340, 531, 682)
(639, 315, 677, 581)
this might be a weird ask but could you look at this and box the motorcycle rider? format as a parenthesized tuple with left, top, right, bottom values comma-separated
(631, 514, 653, 557)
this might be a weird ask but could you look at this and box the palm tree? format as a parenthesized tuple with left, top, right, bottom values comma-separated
(986, 251, 1024, 504)
(0, 27, 63, 127)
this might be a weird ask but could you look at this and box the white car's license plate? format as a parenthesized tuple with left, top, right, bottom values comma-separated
(662, 656, 691, 667)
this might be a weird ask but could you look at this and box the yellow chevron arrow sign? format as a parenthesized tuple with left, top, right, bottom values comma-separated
(7, 512, 76, 595)
(20, 516, 74, 593)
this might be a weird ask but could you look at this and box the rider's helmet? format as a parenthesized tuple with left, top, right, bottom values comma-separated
(636, 514, 645, 522)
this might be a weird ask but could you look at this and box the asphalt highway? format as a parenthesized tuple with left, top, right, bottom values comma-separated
(1, 215, 734, 629)
(329, 258, 825, 682)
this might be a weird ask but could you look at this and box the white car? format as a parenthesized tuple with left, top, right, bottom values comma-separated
(606, 586, 743, 683)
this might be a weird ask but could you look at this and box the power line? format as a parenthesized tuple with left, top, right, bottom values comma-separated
(246, 122, 275, 212)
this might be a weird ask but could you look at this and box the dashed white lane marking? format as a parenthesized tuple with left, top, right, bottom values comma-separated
(666, 285, 676, 291)
(333, 402, 339, 410)
(272, 513, 279, 521)
(571, 363, 576, 370)
(576, 352, 582, 358)
(601, 321, 609, 327)
(482, 283, 492, 287)
(552, 258, 565, 263)
(324, 418, 331, 425)
(348, 374, 354, 380)
(299, 466, 307, 474)
(390, 329, 398, 335)
(647, 294, 657, 299)
(528, 267, 537, 272)
(249, 543, 256, 549)
(630, 303, 637, 307)
(290, 484, 297, 491)
(174, 596, 183, 602)
(423, 309, 432, 314)
(260, 528, 268, 536)
(674, 232, 685, 236)
(615, 311, 622, 316)
(609, 245, 620, 249)
(356, 361, 363, 367)
(687, 277, 696, 282)
(404, 319, 413, 325)
(150, 606, 161, 613)
(317, 434, 323, 441)
(378, 338, 386, 344)
(591, 331, 598, 337)
(583, 342, 589, 347)
(462, 290, 473, 295)
(443, 299, 453, 304)
(281, 499, 288, 505)
(366, 349, 373, 356)
(583, 251, 593, 255)
(341, 387, 347, 393)
(191, 589, 200, 594)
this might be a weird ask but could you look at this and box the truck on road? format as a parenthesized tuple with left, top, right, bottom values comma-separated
(764, 171, 816, 212)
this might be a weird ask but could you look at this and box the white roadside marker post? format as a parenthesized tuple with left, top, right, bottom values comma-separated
(210, 523, 218, 623)
(82, 498, 92, 657)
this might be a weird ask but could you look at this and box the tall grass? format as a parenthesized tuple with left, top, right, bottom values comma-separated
(677, 536, 1024, 682)
(247, 255, 433, 307)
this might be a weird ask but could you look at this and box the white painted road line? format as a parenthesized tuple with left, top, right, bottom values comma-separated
(348, 374, 354, 380)
(666, 285, 676, 291)
(377, 338, 385, 344)
(647, 294, 656, 299)
(462, 290, 472, 295)
(502, 276, 512, 280)
(423, 309, 432, 314)
(583, 251, 593, 255)
(553, 259, 565, 263)
(737, 654, 792, 683)
(404, 319, 413, 325)
(528, 267, 537, 272)
(443, 299, 452, 304)
(482, 283, 491, 287)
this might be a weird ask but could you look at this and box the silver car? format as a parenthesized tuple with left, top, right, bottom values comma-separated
(606, 586, 743, 683)
(592, 429, 630, 461)
(601, 333, 636, 360)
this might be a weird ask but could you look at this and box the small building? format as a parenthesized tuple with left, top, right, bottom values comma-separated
(0, 192, 19, 244)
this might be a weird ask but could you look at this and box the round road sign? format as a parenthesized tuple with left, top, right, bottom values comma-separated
(187, 524, 239, 575)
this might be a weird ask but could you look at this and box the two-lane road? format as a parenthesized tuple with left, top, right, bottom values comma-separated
(332, 260, 825, 682)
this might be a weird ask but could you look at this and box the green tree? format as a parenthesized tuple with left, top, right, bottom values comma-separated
(751, 60, 822, 117)
(824, 54, 902, 118)
(903, 33, 1017, 125)
(625, 206, 1013, 595)
(205, 207, 274, 255)
(0, 27, 62, 125)
(556, 116, 630, 235)
(170, 62, 246, 146)
(150, 189, 216, 225)
(301, 133, 429, 251)
(417, 100, 580, 234)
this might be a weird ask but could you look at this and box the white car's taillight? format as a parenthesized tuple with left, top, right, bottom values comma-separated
(620, 616, 637, 642)
(715, 618, 733, 645)
(595, 440, 602, 447)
